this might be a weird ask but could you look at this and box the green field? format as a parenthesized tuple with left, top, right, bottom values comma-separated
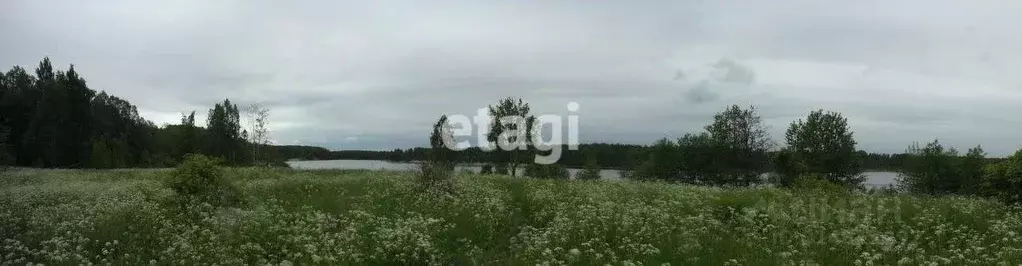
(2, 169, 1021, 265)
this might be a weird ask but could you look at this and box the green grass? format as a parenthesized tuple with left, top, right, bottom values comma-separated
(2, 168, 1021, 265)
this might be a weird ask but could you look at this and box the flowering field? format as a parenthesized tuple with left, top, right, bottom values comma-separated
(2, 169, 1021, 265)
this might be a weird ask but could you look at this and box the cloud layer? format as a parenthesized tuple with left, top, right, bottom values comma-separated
(3, 0, 1022, 155)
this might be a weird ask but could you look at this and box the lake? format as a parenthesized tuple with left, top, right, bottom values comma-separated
(286, 159, 898, 187)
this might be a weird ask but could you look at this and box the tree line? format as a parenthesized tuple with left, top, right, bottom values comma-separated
(300, 144, 914, 171)
(0, 57, 280, 169)
(417, 97, 1022, 205)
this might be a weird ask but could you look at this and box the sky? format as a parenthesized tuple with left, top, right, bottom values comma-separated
(3, 0, 1022, 156)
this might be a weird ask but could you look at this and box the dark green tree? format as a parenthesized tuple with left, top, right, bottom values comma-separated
(575, 149, 602, 180)
(631, 138, 680, 180)
(677, 132, 716, 184)
(981, 148, 1022, 204)
(428, 115, 454, 170)
(897, 140, 984, 195)
(0, 125, 12, 169)
(703, 105, 773, 186)
(780, 110, 863, 187)
(205, 99, 247, 165)
(958, 146, 986, 195)
(486, 97, 534, 177)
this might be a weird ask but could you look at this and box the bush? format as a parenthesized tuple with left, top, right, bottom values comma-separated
(575, 167, 601, 180)
(494, 164, 509, 175)
(982, 149, 1022, 205)
(524, 164, 569, 179)
(480, 164, 494, 174)
(417, 161, 455, 193)
(898, 140, 985, 195)
(166, 154, 244, 206)
(792, 174, 850, 196)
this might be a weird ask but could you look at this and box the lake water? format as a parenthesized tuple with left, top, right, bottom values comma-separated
(286, 159, 898, 187)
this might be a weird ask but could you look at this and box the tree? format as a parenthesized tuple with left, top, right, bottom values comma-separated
(958, 146, 986, 195)
(206, 99, 247, 165)
(61, 65, 95, 167)
(89, 138, 112, 169)
(632, 138, 680, 180)
(575, 149, 602, 180)
(418, 115, 456, 192)
(428, 115, 454, 169)
(897, 140, 981, 195)
(245, 104, 271, 165)
(0, 58, 170, 169)
(780, 110, 863, 187)
(677, 133, 716, 184)
(487, 97, 535, 177)
(702, 105, 773, 186)
(177, 111, 200, 159)
(0, 125, 12, 169)
(982, 148, 1022, 204)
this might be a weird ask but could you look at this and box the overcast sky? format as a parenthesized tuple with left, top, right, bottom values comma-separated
(3, 0, 1022, 155)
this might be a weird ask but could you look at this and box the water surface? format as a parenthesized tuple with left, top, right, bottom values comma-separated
(287, 159, 896, 187)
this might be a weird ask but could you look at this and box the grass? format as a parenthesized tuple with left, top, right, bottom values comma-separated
(1, 168, 1021, 265)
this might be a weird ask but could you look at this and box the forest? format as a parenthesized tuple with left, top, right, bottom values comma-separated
(0, 58, 290, 168)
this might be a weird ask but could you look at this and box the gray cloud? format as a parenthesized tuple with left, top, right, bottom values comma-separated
(3, 0, 1022, 155)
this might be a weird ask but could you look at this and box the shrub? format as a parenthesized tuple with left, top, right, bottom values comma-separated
(494, 164, 509, 175)
(574, 167, 601, 180)
(480, 164, 494, 174)
(898, 140, 985, 195)
(792, 174, 850, 196)
(417, 161, 455, 193)
(981, 149, 1022, 205)
(524, 164, 569, 179)
(575, 149, 602, 180)
(166, 154, 244, 206)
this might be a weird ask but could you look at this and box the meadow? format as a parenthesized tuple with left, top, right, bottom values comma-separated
(2, 168, 1021, 265)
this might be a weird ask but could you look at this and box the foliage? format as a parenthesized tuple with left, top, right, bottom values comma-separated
(702, 105, 773, 186)
(574, 149, 601, 180)
(981, 149, 1022, 205)
(244, 104, 271, 166)
(480, 164, 494, 174)
(630, 138, 679, 180)
(523, 163, 570, 179)
(637, 106, 772, 186)
(0, 126, 12, 170)
(418, 115, 455, 192)
(0, 58, 159, 168)
(676, 133, 716, 184)
(206, 99, 249, 165)
(2, 169, 1022, 265)
(898, 140, 985, 195)
(494, 164, 509, 175)
(429, 115, 454, 164)
(791, 173, 851, 196)
(486, 97, 535, 176)
(779, 110, 864, 187)
(416, 160, 455, 193)
(165, 154, 243, 206)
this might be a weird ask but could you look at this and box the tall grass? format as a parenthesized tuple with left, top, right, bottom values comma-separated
(1, 168, 1020, 265)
